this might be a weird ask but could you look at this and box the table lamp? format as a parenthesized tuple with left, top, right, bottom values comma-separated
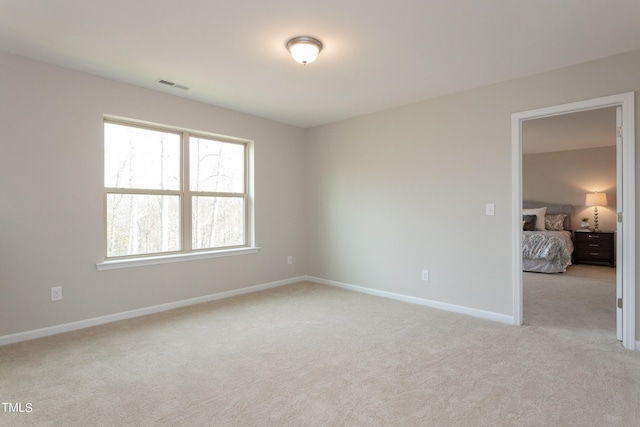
(585, 192, 607, 232)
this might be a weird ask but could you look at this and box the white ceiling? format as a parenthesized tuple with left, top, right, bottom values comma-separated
(1, 1, 640, 128)
(522, 107, 617, 155)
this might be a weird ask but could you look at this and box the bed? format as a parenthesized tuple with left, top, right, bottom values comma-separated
(522, 201, 574, 273)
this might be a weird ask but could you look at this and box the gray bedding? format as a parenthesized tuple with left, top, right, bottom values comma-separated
(522, 230, 574, 273)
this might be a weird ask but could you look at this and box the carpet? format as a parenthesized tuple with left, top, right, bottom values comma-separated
(1, 268, 639, 426)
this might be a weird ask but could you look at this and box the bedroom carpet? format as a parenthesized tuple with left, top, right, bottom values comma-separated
(2, 268, 639, 426)
(523, 264, 618, 346)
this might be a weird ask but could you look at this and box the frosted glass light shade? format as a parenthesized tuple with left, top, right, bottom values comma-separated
(287, 36, 323, 65)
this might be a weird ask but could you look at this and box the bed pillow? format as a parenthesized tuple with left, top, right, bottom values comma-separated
(522, 215, 537, 231)
(522, 207, 547, 231)
(545, 214, 566, 231)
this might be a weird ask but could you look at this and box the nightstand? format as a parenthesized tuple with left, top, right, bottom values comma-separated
(573, 231, 615, 267)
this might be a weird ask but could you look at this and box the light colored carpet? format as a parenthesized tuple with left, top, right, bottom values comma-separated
(523, 264, 618, 346)
(1, 268, 639, 426)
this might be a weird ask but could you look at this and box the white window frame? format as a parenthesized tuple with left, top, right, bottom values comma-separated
(96, 117, 258, 271)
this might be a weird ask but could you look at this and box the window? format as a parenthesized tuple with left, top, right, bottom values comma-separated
(103, 119, 251, 261)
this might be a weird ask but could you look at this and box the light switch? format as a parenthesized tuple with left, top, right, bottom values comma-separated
(485, 203, 495, 216)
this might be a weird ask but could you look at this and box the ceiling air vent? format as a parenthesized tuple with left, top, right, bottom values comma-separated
(156, 79, 189, 90)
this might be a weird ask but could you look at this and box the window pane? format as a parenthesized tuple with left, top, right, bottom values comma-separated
(107, 194, 181, 257)
(192, 196, 245, 249)
(105, 123, 181, 190)
(190, 137, 244, 193)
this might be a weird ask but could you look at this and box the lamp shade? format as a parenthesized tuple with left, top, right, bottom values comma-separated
(585, 192, 608, 207)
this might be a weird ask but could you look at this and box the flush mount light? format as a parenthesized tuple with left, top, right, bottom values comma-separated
(286, 36, 323, 65)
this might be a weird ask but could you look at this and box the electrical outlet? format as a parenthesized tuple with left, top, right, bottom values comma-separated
(421, 270, 429, 281)
(51, 286, 62, 301)
(287, 256, 293, 265)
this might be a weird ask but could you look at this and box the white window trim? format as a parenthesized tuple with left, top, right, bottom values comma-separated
(98, 115, 257, 270)
(96, 246, 261, 271)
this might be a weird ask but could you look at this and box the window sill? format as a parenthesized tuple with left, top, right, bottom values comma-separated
(96, 247, 261, 271)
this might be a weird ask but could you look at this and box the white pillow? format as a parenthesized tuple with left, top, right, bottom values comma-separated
(523, 207, 547, 231)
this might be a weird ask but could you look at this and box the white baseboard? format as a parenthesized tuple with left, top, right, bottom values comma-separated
(3, 275, 632, 350)
(306, 276, 515, 325)
(0, 276, 305, 347)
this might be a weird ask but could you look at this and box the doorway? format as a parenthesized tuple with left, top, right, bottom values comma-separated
(521, 108, 617, 339)
(511, 92, 636, 350)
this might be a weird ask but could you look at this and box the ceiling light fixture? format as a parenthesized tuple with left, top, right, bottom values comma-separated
(286, 36, 323, 65)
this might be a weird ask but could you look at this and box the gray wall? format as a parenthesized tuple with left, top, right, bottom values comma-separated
(0, 51, 307, 336)
(2, 47, 640, 343)
(523, 146, 617, 232)
(306, 49, 640, 338)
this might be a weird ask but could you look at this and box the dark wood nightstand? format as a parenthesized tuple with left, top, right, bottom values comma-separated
(573, 231, 615, 267)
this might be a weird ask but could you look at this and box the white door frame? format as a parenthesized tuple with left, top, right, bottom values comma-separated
(616, 106, 624, 341)
(511, 92, 636, 351)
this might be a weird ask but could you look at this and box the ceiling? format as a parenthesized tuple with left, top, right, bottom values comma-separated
(522, 107, 617, 155)
(1, 1, 640, 128)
